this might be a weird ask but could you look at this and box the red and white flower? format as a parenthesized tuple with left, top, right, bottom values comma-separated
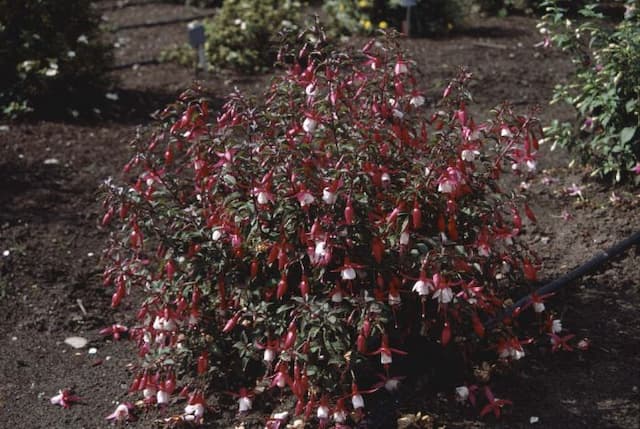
(106, 403, 135, 422)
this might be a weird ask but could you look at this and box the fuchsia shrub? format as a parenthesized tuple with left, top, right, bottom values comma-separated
(102, 26, 557, 425)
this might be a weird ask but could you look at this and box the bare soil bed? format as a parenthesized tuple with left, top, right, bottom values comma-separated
(0, 2, 638, 428)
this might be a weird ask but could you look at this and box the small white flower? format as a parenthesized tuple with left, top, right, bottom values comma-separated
(238, 396, 252, 412)
(314, 241, 327, 260)
(455, 386, 469, 403)
(157, 389, 170, 405)
(399, 231, 410, 246)
(500, 127, 514, 138)
(77, 34, 88, 44)
(272, 411, 289, 421)
(509, 347, 524, 360)
(143, 386, 157, 400)
(410, 95, 425, 107)
(305, 83, 317, 97)
(331, 290, 343, 303)
(341, 267, 356, 280)
(302, 117, 317, 133)
(333, 409, 348, 423)
(433, 287, 453, 304)
(533, 302, 545, 313)
(67, 50, 76, 58)
(263, 348, 275, 363)
(384, 378, 401, 392)
(551, 319, 562, 334)
(351, 394, 365, 410)
(381, 172, 391, 184)
(380, 351, 392, 365)
(322, 187, 337, 204)
(461, 149, 478, 162)
(317, 405, 330, 420)
(184, 403, 205, 420)
(298, 192, 315, 207)
(438, 180, 454, 194)
(212, 229, 222, 241)
(257, 191, 269, 205)
(106, 403, 131, 422)
(478, 245, 490, 257)
(394, 61, 408, 75)
(412, 279, 431, 296)
(388, 293, 401, 306)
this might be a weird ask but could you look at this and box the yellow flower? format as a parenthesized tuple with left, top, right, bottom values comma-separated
(361, 19, 372, 31)
(378, 20, 388, 29)
(358, 0, 370, 8)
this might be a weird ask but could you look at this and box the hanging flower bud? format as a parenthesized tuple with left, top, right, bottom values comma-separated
(197, 351, 208, 375)
(441, 321, 452, 346)
(344, 199, 354, 225)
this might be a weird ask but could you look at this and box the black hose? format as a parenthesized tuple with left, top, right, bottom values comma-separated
(486, 230, 640, 329)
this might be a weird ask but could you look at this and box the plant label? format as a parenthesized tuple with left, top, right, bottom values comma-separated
(187, 21, 206, 48)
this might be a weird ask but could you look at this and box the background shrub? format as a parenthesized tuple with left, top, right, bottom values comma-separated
(541, 0, 640, 182)
(0, 0, 112, 118)
(323, 0, 468, 36)
(203, 0, 304, 73)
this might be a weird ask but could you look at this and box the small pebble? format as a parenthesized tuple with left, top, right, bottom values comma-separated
(88, 347, 98, 355)
(64, 336, 88, 349)
(43, 158, 60, 165)
(2, 250, 9, 257)
(530, 416, 540, 424)
(87, 252, 95, 257)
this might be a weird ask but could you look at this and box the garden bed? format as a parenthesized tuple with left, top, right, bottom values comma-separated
(0, 2, 638, 428)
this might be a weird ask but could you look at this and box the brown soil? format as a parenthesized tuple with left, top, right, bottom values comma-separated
(1, 2, 639, 428)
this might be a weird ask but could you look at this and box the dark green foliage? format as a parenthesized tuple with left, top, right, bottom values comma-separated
(0, 0, 112, 118)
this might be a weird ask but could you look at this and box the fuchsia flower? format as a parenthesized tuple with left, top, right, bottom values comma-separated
(183, 391, 206, 423)
(631, 163, 640, 175)
(322, 187, 338, 204)
(412, 271, 433, 296)
(497, 337, 532, 361)
(225, 387, 253, 413)
(373, 372, 405, 393)
(431, 273, 455, 304)
(368, 334, 407, 367)
(455, 384, 479, 405)
(332, 398, 349, 423)
(295, 188, 315, 208)
(302, 112, 320, 133)
(480, 386, 512, 418)
(437, 166, 465, 195)
(99, 324, 128, 340)
(50, 389, 80, 408)
(549, 332, 576, 352)
(409, 91, 425, 107)
(336, 257, 364, 281)
(106, 402, 135, 422)
(394, 57, 408, 75)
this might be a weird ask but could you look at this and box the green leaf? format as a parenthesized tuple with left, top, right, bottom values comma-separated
(620, 127, 636, 144)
